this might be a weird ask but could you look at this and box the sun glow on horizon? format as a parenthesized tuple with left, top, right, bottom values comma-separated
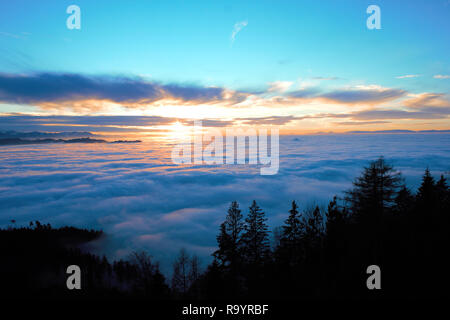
(162, 121, 194, 141)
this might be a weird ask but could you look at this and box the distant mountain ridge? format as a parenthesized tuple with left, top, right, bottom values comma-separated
(0, 137, 141, 146)
(345, 129, 450, 134)
(0, 130, 95, 139)
(0, 130, 141, 145)
(309, 129, 450, 135)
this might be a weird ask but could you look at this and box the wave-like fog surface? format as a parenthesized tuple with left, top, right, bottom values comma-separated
(1, 134, 449, 272)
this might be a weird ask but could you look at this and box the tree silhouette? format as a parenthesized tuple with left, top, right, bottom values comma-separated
(282, 201, 303, 244)
(213, 201, 244, 270)
(303, 206, 324, 245)
(171, 248, 191, 297)
(241, 200, 270, 266)
(394, 185, 415, 215)
(277, 201, 304, 266)
(129, 251, 167, 297)
(345, 157, 402, 221)
(189, 254, 200, 285)
(325, 196, 346, 235)
(417, 168, 436, 202)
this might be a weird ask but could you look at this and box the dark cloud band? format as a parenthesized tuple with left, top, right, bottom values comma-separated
(0, 72, 242, 106)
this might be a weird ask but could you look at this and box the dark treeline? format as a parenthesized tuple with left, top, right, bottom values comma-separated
(200, 158, 449, 299)
(1, 157, 448, 299)
(0, 222, 170, 299)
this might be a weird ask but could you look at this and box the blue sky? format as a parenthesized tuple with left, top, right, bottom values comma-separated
(0, 0, 449, 132)
(1, 0, 449, 89)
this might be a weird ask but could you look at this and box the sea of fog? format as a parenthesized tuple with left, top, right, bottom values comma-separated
(1, 133, 449, 273)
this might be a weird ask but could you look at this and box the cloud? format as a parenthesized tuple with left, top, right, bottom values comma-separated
(267, 81, 293, 93)
(403, 93, 450, 113)
(7, 111, 444, 134)
(350, 109, 447, 120)
(295, 95, 450, 122)
(180, 119, 235, 127)
(284, 85, 406, 106)
(238, 115, 299, 125)
(0, 115, 178, 132)
(0, 31, 30, 39)
(0, 72, 439, 117)
(161, 84, 224, 102)
(0, 115, 238, 133)
(320, 85, 406, 105)
(433, 75, 450, 79)
(334, 121, 391, 125)
(287, 88, 321, 99)
(396, 74, 420, 79)
(0, 130, 95, 139)
(311, 76, 342, 81)
(231, 20, 248, 44)
(1, 134, 449, 274)
(0, 73, 158, 104)
(0, 72, 247, 111)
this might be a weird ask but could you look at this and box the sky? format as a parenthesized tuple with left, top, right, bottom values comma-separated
(0, 0, 449, 133)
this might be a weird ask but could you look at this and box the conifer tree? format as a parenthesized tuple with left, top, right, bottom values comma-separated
(436, 174, 448, 191)
(241, 200, 270, 266)
(324, 197, 347, 259)
(214, 223, 231, 266)
(278, 201, 304, 266)
(435, 174, 448, 204)
(282, 201, 303, 243)
(326, 197, 341, 224)
(325, 196, 345, 234)
(416, 168, 436, 205)
(394, 185, 415, 215)
(345, 157, 402, 221)
(304, 206, 324, 244)
(226, 201, 244, 251)
(213, 201, 244, 268)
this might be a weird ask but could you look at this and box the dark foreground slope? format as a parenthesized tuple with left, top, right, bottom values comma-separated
(0, 223, 169, 299)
